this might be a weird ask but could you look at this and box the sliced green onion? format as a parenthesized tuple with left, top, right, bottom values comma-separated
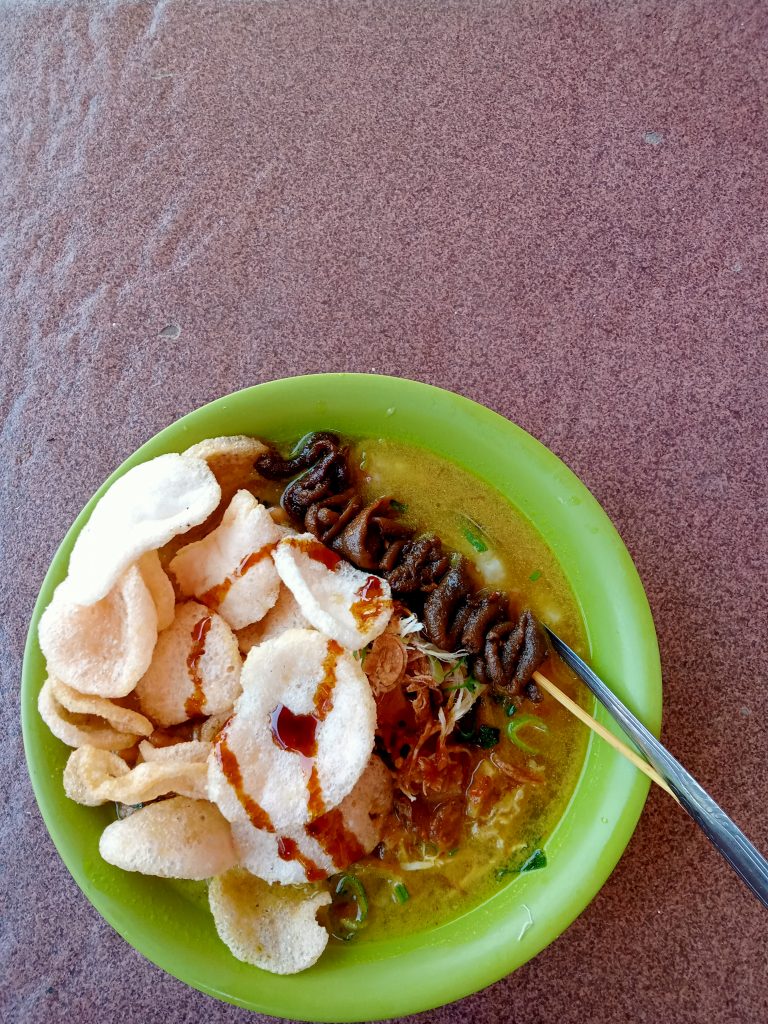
(495, 845, 548, 881)
(507, 714, 549, 754)
(290, 435, 312, 457)
(391, 881, 410, 904)
(443, 675, 479, 693)
(505, 701, 518, 717)
(463, 527, 488, 553)
(529, 569, 542, 582)
(390, 498, 408, 513)
(474, 725, 500, 749)
(520, 848, 547, 872)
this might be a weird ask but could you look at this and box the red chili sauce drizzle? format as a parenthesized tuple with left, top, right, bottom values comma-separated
(268, 639, 343, 828)
(286, 535, 342, 570)
(306, 807, 365, 865)
(350, 575, 387, 628)
(268, 638, 372, 875)
(184, 615, 212, 718)
(307, 763, 325, 819)
(276, 836, 326, 882)
(216, 734, 274, 832)
(270, 704, 318, 759)
(199, 543, 277, 610)
(314, 639, 342, 718)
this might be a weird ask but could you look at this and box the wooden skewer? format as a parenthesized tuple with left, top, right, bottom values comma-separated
(532, 670, 679, 803)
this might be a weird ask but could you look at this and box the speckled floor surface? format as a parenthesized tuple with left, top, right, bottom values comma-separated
(1, 1, 766, 1022)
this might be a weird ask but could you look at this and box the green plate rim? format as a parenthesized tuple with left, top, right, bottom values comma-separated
(21, 374, 661, 1021)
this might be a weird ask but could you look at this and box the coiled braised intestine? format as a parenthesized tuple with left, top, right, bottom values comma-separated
(257, 433, 548, 699)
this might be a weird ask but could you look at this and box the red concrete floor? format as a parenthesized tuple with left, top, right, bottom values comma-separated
(1, 2, 766, 1022)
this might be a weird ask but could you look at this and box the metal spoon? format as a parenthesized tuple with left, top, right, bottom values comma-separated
(544, 625, 768, 909)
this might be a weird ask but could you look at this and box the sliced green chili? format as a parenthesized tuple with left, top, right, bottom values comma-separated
(506, 714, 549, 754)
(463, 527, 488, 553)
(391, 882, 410, 904)
(520, 848, 547, 872)
(329, 873, 369, 940)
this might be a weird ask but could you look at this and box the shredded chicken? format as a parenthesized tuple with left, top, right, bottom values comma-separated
(363, 614, 537, 857)
(440, 687, 476, 742)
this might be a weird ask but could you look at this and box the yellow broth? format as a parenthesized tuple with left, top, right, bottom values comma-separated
(159, 434, 589, 943)
(346, 438, 589, 940)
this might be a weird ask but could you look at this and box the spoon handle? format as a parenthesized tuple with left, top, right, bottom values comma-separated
(545, 627, 768, 909)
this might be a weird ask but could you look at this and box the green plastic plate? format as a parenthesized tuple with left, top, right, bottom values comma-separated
(22, 374, 661, 1021)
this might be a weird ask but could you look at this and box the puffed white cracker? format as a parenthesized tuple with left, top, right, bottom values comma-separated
(273, 534, 393, 649)
(235, 585, 309, 656)
(208, 629, 376, 832)
(38, 565, 157, 698)
(38, 677, 150, 751)
(209, 868, 331, 975)
(232, 756, 393, 883)
(135, 601, 241, 726)
(66, 453, 221, 606)
(169, 491, 281, 631)
(137, 550, 176, 631)
(99, 796, 237, 879)
(63, 745, 208, 806)
(138, 739, 212, 763)
(183, 435, 268, 512)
